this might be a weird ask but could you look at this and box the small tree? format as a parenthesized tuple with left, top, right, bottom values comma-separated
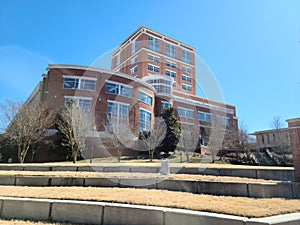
(270, 116, 284, 130)
(157, 107, 181, 157)
(177, 124, 199, 162)
(0, 100, 55, 163)
(57, 101, 92, 163)
(139, 117, 167, 161)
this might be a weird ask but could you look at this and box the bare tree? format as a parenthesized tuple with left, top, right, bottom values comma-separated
(57, 101, 93, 163)
(205, 114, 226, 163)
(139, 118, 167, 161)
(104, 116, 135, 162)
(270, 116, 284, 130)
(0, 100, 55, 163)
(177, 124, 199, 162)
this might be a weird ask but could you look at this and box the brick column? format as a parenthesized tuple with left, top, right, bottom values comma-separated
(287, 118, 300, 182)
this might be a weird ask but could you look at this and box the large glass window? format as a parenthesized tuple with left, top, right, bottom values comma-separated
(140, 109, 151, 131)
(161, 101, 171, 110)
(198, 111, 212, 122)
(182, 49, 191, 64)
(178, 107, 194, 119)
(107, 101, 129, 129)
(132, 39, 138, 54)
(148, 54, 160, 63)
(106, 81, 132, 98)
(63, 77, 96, 91)
(148, 36, 160, 52)
(64, 97, 92, 112)
(138, 91, 152, 106)
(166, 43, 176, 59)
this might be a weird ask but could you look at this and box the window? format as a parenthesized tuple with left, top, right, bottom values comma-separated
(217, 115, 230, 126)
(166, 61, 176, 68)
(107, 101, 129, 129)
(64, 97, 92, 112)
(161, 101, 171, 110)
(182, 65, 191, 74)
(132, 39, 138, 54)
(182, 84, 192, 92)
(138, 91, 152, 105)
(182, 49, 191, 64)
(182, 75, 192, 82)
(198, 111, 212, 122)
(114, 54, 120, 67)
(148, 54, 160, 63)
(131, 57, 138, 65)
(162, 86, 171, 94)
(166, 70, 176, 78)
(140, 109, 151, 131)
(148, 64, 160, 72)
(130, 66, 138, 75)
(178, 107, 194, 119)
(173, 82, 176, 87)
(148, 36, 160, 52)
(166, 43, 176, 58)
(63, 77, 96, 91)
(105, 81, 132, 98)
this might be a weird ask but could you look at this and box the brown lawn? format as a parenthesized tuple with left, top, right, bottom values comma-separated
(0, 186, 299, 218)
(0, 171, 277, 183)
(0, 219, 75, 225)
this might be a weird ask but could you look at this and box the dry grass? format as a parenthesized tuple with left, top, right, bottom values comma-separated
(0, 170, 277, 183)
(0, 186, 299, 218)
(0, 219, 75, 225)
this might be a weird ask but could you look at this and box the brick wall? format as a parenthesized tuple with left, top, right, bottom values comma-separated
(287, 118, 300, 182)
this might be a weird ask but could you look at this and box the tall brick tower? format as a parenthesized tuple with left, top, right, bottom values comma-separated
(286, 118, 300, 182)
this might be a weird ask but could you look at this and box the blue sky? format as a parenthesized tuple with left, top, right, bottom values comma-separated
(0, 0, 299, 133)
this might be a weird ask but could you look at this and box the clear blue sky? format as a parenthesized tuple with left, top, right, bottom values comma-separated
(0, 0, 299, 133)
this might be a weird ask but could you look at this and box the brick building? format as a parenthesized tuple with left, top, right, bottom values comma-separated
(27, 26, 238, 160)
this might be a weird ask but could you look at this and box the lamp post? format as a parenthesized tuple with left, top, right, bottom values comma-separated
(90, 126, 96, 163)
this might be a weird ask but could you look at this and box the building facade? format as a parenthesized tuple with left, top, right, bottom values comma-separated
(28, 26, 238, 159)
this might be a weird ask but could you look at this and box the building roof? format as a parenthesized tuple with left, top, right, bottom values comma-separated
(250, 127, 289, 136)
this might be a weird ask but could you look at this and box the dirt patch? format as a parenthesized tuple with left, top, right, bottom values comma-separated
(0, 171, 277, 183)
(0, 186, 299, 218)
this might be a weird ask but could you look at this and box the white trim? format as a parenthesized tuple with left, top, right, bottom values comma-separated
(62, 75, 97, 81)
(105, 80, 133, 88)
(138, 89, 154, 97)
(177, 106, 194, 112)
(107, 99, 130, 106)
(64, 96, 92, 100)
(179, 121, 195, 126)
(139, 107, 152, 114)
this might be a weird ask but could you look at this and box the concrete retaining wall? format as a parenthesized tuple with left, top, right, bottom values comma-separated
(0, 164, 295, 181)
(0, 175, 298, 199)
(0, 197, 299, 225)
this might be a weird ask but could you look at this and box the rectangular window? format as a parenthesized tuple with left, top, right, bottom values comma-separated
(63, 77, 96, 91)
(64, 97, 92, 112)
(107, 101, 129, 129)
(182, 65, 191, 74)
(162, 86, 171, 94)
(161, 101, 171, 110)
(148, 36, 160, 52)
(148, 64, 160, 73)
(130, 66, 138, 75)
(166, 61, 176, 68)
(148, 54, 160, 63)
(166, 43, 176, 59)
(140, 109, 151, 131)
(130, 57, 138, 65)
(216, 115, 230, 126)
(178, 107, 194, 119)
(182, 75, 192, 82)
(166, 70, 176, 78)
(198, 112, 205, 121)
(182, 84, 192, 92)
(114, 54, 120, 67)
(182, 49, 191, 64)
(132, 39, 138, 54)
(138, 91, 152, 106)
(105, 81, 132, 98)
